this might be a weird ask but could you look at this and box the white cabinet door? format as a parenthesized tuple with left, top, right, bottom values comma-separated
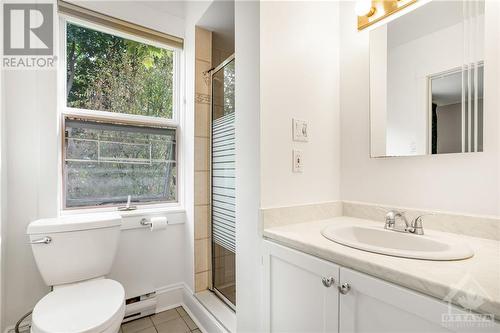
(339, 267, 499, 333)
(262, 241, 340, 333)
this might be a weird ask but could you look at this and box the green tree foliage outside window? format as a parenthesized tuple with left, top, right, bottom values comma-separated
(66, 22, 174, 118)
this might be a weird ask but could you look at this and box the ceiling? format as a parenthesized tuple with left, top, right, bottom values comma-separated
(432, 66, 484, 106)
(139, 0, 186, 19)
(197, 0, 235, 51)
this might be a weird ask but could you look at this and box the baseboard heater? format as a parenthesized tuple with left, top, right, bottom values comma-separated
(122, 292, 157, 323)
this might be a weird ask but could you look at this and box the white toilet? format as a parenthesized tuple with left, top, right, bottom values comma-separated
(27, 213, 125, 333)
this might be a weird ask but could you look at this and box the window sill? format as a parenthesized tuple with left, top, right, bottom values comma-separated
(60, 205, 186, 231)
(116, 205, 185, 218)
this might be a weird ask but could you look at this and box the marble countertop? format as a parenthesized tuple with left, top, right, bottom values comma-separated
(263, 216, 500, 318)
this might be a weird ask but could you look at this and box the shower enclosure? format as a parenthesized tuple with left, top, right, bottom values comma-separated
(210, 54, 236, 308)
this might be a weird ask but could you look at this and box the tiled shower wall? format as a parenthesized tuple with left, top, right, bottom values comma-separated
(194, 27, 212, 292)
(212, 45, 234, 71)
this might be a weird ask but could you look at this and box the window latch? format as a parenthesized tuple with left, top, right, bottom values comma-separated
(117, 195, 137, 211)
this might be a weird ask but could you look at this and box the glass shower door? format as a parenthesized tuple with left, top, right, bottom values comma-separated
(211, 55, 236, 308)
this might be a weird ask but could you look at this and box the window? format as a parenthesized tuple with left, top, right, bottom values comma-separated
(62, 20, 180, 209)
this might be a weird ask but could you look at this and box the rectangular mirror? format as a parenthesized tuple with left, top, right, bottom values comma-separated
(369, 0, 485, 157)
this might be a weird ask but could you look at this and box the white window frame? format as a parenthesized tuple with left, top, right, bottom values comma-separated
(58, 15, 184, 213)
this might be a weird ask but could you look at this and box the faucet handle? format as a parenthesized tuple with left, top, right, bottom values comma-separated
(410, 214, 433, 235)
(385, 211, 396, 228)
(386, 210, 406, 217)
(385, 210, 405, 229)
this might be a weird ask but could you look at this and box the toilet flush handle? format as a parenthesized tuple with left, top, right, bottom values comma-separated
(29, 236, 52, 245)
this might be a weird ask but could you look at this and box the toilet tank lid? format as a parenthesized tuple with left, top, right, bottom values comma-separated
(27, 213, 122, 235)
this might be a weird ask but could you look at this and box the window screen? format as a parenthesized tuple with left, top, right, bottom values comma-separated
(64, 118, 176, 208)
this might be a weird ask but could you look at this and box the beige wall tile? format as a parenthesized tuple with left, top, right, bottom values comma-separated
(194, 26, 212, 295)
(213, 105, 224, 120)
(212, 48, 222, 67)
(194, 171, 209, 205)
(195, 27, 212, 62)
(195, 59, 211, 96)
(220, 49, 233, 61)
(195, 205, 209, 239)
(212, 47, 234, 69)
(195, 103, 210, 137)
(214, 255, 223, 269)
(195, 93, 210, 105)
(225, 254, 235, 274)
(194, 137, 209, 171)
(194, 238, 209, 273)
(195, 271, 209, 292)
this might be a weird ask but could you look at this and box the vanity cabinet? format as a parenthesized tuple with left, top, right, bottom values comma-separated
(262, 241, 340, 332)
(339, 267, 476, 333)
(262, 240, 498, 333)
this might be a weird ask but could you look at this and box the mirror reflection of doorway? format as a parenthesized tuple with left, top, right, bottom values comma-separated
(429, 63, 484, 154)
(210, 55, 236, 309)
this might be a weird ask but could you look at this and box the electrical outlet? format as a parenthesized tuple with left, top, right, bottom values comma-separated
(292, 149, 303, 173)
(292, 118, 309, 142)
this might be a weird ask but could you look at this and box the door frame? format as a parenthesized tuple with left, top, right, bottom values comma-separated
(209, 53, 236, 311)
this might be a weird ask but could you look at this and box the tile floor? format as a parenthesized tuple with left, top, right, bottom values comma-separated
(121, 306, 200, 333)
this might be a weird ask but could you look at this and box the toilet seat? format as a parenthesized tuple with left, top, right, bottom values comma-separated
(31, 279, 125, 333)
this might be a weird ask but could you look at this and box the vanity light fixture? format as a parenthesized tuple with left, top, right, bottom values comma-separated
(355, 0, 375, 17)
(357, 0, 418, 31)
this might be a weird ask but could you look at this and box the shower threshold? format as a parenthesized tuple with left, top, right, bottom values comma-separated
(195, 290, 236, 333)
(212, 285, 236, 311)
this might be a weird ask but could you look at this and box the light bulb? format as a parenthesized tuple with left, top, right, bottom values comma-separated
(355, 0, 373, 17)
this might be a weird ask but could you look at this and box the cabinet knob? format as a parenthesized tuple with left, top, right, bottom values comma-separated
(321, 277, 335, 287)
(338, 282, 351, 295)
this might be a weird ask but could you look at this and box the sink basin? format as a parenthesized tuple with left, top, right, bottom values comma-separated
(321, 224, 473, 260)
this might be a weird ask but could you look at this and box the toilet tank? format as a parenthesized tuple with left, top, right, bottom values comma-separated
(27, 213, 122, 286)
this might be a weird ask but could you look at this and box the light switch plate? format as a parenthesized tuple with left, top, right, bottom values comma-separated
(292, 118, 309, 142)
(292, 149, 303, 173)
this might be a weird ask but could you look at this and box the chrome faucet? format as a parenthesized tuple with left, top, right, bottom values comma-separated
(408, 215, 427, 235)
(384, 210, 427, 235)
(384, 210, 409, 232)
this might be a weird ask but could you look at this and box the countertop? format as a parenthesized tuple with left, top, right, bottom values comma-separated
(263, 216, 500, 318)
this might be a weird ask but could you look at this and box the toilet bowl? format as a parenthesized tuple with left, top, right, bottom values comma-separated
(31, 279, 125, 333)
(27, 214, 125, 333)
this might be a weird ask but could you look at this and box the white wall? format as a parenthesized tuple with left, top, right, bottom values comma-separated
(239, 1, 341, 330)
(1, 1, 188, 329)
(260, 1, 341, 209)
(235, 1, 261, 331)
(3, 68, 58, 331)
(339, 1, 500, 216)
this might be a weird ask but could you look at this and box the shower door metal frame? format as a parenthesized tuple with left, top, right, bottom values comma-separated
(209, 53, 236, 311)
